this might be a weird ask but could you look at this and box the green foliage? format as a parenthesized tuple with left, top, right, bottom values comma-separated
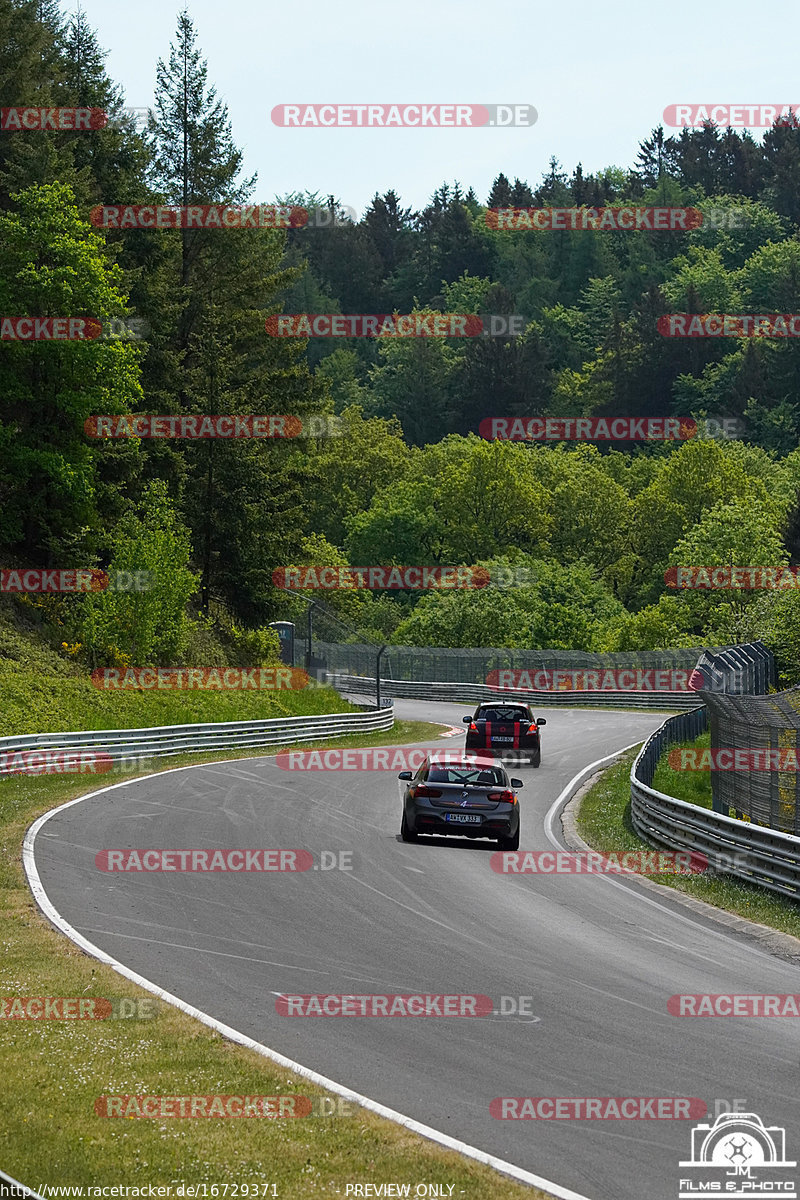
(367, 311, 462, 446)
(392, 558, 626, 650)
(346, 435, 552, 565)
(603, 596, 697, 651)
(4, 1, 800, 671)
(81, 480, 199, 666)
(301, 404, 410, 547)
(628, 439, 779, 604)
(0, 183, 143, 558)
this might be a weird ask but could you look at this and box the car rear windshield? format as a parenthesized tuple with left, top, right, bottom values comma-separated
(476, 708, 531, 722)
(427, 767, 507, 785)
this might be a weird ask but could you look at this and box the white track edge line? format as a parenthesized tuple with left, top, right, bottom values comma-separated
(543, 742, 799, 959)
(22, 755, 593, 1200)
(543, 742, 644, 848)
(0, 1165, 46, 1200)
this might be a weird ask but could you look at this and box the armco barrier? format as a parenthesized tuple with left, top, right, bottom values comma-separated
(329, 673, 702, 710)
(0, 1167, 45, 1200)
(0, 704, 394, 778)
(630, 708, 800, 900)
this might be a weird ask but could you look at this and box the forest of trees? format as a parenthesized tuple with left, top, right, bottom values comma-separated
(3, 0, 800, 681)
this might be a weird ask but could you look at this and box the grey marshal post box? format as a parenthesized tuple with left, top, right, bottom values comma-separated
(269, 621, 295, 667)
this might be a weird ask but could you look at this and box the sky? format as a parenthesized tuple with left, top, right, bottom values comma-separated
(74, 0, 799, 216)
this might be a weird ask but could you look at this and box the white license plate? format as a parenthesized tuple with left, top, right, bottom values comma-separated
(493, 736, 514, 743)
(445, 813, 482, 824)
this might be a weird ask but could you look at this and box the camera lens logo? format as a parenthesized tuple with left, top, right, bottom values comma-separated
(679, 1112, 796, 1198)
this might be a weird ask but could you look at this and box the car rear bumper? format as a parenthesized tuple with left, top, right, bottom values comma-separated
(405, 800, 519, 839)
(465, 737, 539, 762)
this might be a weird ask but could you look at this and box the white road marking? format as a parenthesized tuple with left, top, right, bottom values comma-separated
(24, 754, 594, 1200)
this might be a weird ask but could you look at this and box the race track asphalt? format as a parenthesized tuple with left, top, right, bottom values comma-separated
(30, 700, 800, 1200)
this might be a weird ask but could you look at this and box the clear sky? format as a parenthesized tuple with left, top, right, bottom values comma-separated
(74, 0, 797, 216)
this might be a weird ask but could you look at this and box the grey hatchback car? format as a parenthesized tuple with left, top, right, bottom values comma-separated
(398, 755, 523, 850)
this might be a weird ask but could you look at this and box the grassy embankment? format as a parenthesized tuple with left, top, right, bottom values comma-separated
(576, 732, 800, 936)
(0, 614, 548, 1198)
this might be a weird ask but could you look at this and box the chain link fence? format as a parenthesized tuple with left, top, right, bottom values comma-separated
(702, 685, 800, 833)
(297, 607, 796, 838)
(690, 642, 775, 695)
(314, 641, 716, 684)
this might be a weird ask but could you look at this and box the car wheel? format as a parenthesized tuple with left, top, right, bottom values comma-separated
(498, 829, 520, 851)
(530, 749, 541, 768)
(400, 811, 418, 842)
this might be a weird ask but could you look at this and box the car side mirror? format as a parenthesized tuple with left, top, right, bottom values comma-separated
(462, 716, 472, 723)
(536, 718, 546, 725)
(398, 771, 413, 780)
(510, 778, 524, 789)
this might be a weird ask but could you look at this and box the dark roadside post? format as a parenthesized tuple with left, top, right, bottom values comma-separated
(376, 644, 388, 710)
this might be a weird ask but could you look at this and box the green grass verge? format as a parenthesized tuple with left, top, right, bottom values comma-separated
(0, 603, 368, 734)
(0, 717, 552, 1199)
(0, 656, 355, 736)
(651, 731, 713, 809)
(576, 747, 800, 937)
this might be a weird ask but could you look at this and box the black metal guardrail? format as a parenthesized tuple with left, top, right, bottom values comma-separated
(329, 674, 701, 710)
(0, 705, 394, 778)
(631, 708, 800, 901)
(0, 1167, 46, 1200)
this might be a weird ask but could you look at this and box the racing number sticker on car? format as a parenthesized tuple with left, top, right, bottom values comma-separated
(486, 721, 520, 747)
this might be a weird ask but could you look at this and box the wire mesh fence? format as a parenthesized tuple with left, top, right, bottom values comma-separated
(703, 685, 800, 834)
(293, 607, 792, 836)
(313, 641, 718, 684)
(690, 641, 775, 695)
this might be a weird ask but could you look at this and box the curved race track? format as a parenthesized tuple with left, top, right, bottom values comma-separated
(29, 701, 800, 1200)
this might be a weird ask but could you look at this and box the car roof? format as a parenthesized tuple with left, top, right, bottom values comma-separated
(423, 753, 506, 771)
(475, 703, 531, 713)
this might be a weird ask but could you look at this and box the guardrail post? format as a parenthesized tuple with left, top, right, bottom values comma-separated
(305, 603, 314, 672)
(376, 645, 388, 709)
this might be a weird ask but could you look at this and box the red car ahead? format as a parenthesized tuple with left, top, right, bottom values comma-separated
(463, 703, 545, 767)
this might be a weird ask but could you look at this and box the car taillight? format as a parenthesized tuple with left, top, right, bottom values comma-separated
(487, 790, 516, 804)
(526, 723, 538, 734)
(415, 786, 442, 798)
(469, 722, 478, 732)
